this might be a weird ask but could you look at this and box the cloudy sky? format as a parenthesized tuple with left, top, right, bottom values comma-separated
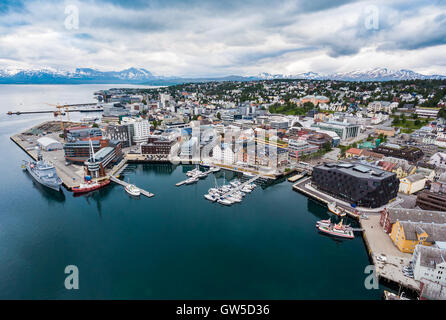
(0, 0, 445, 76)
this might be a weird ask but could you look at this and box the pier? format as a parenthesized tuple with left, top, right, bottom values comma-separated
(221, 175, 261, 197)
(109, 176, 155, 198)
(7, 103, 102, 115)
(293, 177, 420, 294)
(175, 169, 212, 186)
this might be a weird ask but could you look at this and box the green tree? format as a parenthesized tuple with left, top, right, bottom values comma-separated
(216, 112, 221, 120)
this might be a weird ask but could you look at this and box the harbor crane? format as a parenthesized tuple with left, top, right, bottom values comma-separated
(46, 103, 71, 131)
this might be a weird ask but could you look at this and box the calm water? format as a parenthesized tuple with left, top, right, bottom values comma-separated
(0, 85, 383, 299)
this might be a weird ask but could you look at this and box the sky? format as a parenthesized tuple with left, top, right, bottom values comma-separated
(0, 0, 445, 77)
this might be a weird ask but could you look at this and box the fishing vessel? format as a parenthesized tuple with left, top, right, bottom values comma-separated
(125, 183, 141, 196)
(72, 177, 110, 194)
(318, 220, 354, 239)
(22, 149, 62, 191)
(328, 202, 346, 217)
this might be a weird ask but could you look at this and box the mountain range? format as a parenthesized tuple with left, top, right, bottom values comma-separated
(0, 67, 444, 84)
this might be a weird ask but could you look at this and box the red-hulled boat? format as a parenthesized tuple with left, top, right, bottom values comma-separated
(317, 220, 354, 239)
(72, 178, 110, 194)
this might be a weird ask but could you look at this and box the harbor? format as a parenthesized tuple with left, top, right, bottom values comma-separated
(293, 176, 421, 295)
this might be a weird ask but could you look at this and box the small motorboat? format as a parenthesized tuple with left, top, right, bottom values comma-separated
(125, 183, 141, 196)
(241, 186, 252, 193)
(328, 202, 346, 217)
(204, 193, 218, 202)
(217, 197, 233, 206)
(210, 167, 220, 173)
(185, 177, 198, 185)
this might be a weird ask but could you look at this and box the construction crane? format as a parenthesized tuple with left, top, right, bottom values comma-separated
(46, 103, 71, 131)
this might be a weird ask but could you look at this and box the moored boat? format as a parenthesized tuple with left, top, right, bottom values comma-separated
(23, 149, 63, 191)
(318, 220, 354, 239)
(328, 202, 346, 217)
(125, 183, 141, 196)
(72, 178, 110, 194)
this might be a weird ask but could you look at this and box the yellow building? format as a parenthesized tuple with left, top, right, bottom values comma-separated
(393, 164, 416, 179)
(390, 221, 432, 253)
(398, 173, 427, 194)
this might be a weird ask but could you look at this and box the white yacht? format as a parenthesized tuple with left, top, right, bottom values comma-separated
(217, 197, 233, 206)
(125, 184, 141, 196)
(204, 193, 218, 202)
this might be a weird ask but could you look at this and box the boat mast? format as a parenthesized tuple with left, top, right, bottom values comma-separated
(89, 139, 96, 162)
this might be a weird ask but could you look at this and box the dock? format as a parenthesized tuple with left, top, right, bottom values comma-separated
(293, 177, 420, 294)
(287, 173, 305, 182)
(175, 169, 212, 187)
(109, 176, 154, 198)
(221, 175, 261, 197)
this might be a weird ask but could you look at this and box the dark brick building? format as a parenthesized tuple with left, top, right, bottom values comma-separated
(312, 162, 399, 208)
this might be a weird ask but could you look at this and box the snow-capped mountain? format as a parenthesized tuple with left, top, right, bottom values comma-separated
(256, 68, 445, 81)
(0, 67, 156, 84)
(0, 66, 444, 84)
(328, 68, 446, 81)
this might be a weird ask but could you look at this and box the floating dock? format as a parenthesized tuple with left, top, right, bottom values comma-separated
(287, 173, 305, 182)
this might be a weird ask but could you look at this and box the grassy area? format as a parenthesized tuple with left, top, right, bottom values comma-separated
(391, 115, 433, 134)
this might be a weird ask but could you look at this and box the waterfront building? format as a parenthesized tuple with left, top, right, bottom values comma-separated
(36, 137, 63, 151)
(104, 124, 133, 148)
(373, 143, 424, 163)
(311, 121, 360, 141)
(84, 140, 123, 178)
(380, 207, 446, 234)
(140, 135, 176, 156)
(311, 162, 399, 208)
(416, 191, 446, 211)
(390, 221, 446, 253)
(64, 138, 108, 164)
(412, 245, 446, 286)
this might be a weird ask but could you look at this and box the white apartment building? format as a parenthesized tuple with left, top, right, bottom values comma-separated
(412, 245, 446, 286)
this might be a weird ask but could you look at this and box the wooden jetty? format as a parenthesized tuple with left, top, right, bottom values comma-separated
(109, 176, 154, 198)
